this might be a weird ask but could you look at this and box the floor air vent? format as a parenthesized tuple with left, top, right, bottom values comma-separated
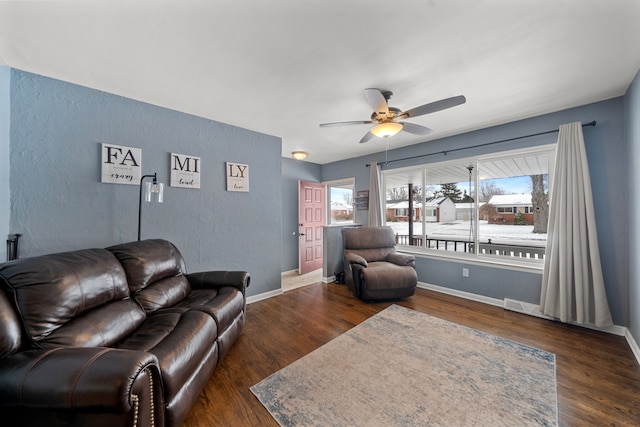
(503, 298, 553, 320)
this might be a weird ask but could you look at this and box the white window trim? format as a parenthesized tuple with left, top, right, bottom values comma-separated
(399, 245, 545, 274)
(324, 177, 356, 225)
(382, 144, 555, 272)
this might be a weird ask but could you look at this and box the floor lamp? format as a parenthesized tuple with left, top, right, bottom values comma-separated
(138, 173, 164, 241)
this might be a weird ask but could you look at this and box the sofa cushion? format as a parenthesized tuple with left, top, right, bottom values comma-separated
(107, 239, 192, 313)
(361, 261, 418, 289)
(115, 310, 218, 402)
(0, 290, 22, 357)
(168, 287, 245, 335)
(0, 248, 145, 347)
(343, 226, 398, 262)
(37, 299, 147, 348)
(342, 226, 396, 249)
(345, 247, 396, 263)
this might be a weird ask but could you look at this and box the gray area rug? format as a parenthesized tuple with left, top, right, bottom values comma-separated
(251, 305, 558, 426)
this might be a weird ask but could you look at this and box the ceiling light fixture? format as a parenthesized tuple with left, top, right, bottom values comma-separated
(292, 151, 308, 160)
(371, 122, 403, 138)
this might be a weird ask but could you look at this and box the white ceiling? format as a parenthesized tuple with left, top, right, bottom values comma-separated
(1, 0, 639, 165)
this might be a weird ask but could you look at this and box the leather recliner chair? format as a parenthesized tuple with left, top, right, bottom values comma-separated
(342, 226, 418, 300)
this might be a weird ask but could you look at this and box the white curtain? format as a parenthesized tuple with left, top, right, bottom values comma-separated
(368, 162, 383, 226)
(540, 122, 613, 327)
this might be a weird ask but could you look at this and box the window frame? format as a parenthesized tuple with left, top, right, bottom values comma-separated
(381, 144, 556, 270)
(324, 177, 356, 225)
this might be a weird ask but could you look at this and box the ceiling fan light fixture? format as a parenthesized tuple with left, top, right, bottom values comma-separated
(292, 151, 308, 160)
(371, 122, 403, 138)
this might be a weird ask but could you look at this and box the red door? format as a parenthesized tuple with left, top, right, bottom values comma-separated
(298, 180, 326, 274)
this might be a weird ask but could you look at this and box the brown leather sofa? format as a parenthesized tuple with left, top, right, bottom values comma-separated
(0, 239, 250, 427)
(342, 226, 417, 300)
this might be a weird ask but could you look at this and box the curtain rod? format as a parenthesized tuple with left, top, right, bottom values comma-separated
(365, 120, 596, 167)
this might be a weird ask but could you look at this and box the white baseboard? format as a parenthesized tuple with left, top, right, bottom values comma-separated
(322, 275, 335, 284)
(417, 282, 503, 308)
(570, 321, 627, 336)
(503, 298, 554, 320)
(626, 329, 640, 365)
(418, 282, 640, 366)
(247, 289, 282, 304)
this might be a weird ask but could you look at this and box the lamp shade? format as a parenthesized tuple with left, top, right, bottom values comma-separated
(371, 122, 403, 138)
(145, 181, 164, 203)
(138, 173, 164, 241)
(292, 151, 308, 160)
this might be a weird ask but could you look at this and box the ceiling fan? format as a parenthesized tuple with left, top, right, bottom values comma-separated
(319, 88, 466, 144)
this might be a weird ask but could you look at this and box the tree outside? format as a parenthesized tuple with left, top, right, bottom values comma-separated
(386, 186, 409, 201)
(342, 192, 353, 206)
(530, 174, 549, 233)
(479, 180, 506, 203)
(435, 183, 463, 202)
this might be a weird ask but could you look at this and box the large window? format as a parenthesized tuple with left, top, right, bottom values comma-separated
(382, 146, 554, 263)
(326, 178, 355, 225)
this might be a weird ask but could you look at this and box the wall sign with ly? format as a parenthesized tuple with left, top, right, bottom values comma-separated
(226, 162, 249, 192)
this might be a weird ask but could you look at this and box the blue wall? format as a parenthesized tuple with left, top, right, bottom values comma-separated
(626, 68, 640, 343)
(8, 70, 282, 297)
(321, 98, 628, 326)
(5, 67, 636, 330)
(0, 67, 9, 262)
(281, 157, 322, 272)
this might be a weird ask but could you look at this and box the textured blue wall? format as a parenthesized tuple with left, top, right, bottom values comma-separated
(9, 70, 282, 297)
(6, 67, 634, 326)
(322, 98, 628, 326)
(281, 157, 322, 272)
(626, 68, 640, 342)
(0, 67, 9, 262)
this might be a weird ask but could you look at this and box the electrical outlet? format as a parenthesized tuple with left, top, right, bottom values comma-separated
(462, 268, 469, 277)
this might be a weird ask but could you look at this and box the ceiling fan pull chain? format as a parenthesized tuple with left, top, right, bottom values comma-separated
(385, 140, 390, 166)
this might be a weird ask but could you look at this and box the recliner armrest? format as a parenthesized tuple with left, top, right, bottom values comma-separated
(345, 253, 368, 267)
(0, 347, 161, 412)
(386, 252, 416, 267)
(186, 271, 251, 295)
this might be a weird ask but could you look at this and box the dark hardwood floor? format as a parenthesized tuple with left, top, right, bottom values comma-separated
(183, 283, 640, 426)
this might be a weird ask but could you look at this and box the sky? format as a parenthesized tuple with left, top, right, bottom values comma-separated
(482, 176, 533, 195)
(331, 187, 352, 203)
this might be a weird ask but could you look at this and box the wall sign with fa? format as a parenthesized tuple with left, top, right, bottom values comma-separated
(101, 143, 141, 185)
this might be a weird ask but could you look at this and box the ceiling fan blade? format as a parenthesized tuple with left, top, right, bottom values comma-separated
(359, 132, 375, 144)
(319, 120, 373, 127)
(401, 122, 432, 136)
(399, 95, 466, 119)
(364, 88, 389, 115)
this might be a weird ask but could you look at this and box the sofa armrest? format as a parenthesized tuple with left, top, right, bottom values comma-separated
(344, 253, 368, 268)
(0, 347, 161, 414)
(186, 271, 251, 294)
(386, 252, 416, 267)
